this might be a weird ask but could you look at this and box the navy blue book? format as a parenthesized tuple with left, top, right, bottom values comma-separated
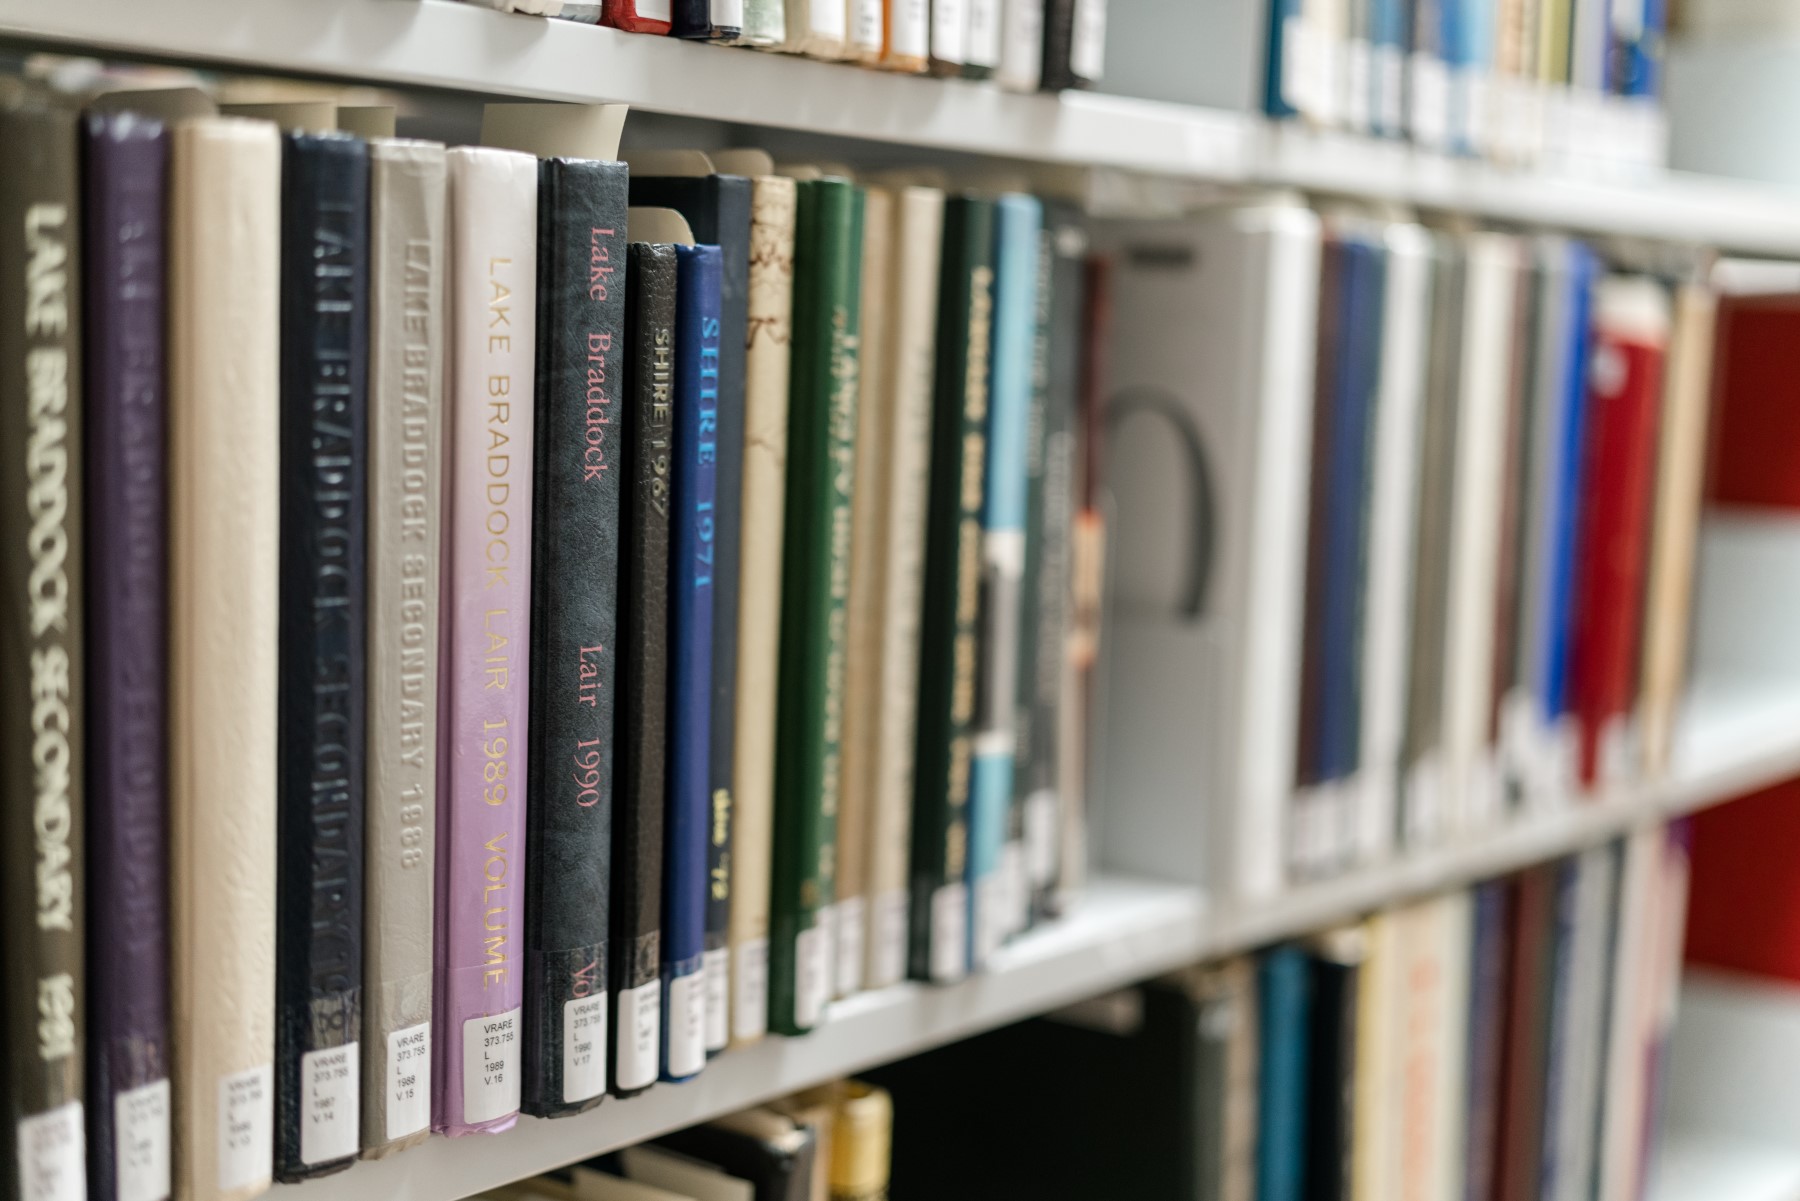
(1318, 237, 1386, 784)
(1463, 877, 1512, 1201)
(628, 172, 750, 1055)
(662, 242, 721, 1083)
(1256, 946, 1313, 1201)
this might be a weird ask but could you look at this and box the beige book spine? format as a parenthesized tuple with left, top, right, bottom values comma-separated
(1350, 912, 1399, 1201)
(360, 138, 447, 1157)
(168, 116, 281, 1201)
(863, 186, 945, 990)
(729, 175, 799, 1046)
(834, 186, 894, 1001)
(1638, 283, 1717, 777)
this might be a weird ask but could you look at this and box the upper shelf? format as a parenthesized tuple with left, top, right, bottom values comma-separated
(6, 0, 1800, 254)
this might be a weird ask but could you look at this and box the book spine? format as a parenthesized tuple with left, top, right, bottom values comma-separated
(81, 111, 171, 1201)
(273, 129, 371, 1182)
(1255, 948, 1314, 1201)
(1011, 215, 1052, 932)
(969, 194, 1040, 968)
(612, 242, 675, 1096)
(675, 0, 745, 38)
(882, 0, 930, 69)
(729, 179, 798, 1046)
(361, 140, 446, 1158)
(523, 158, 627, 1120)
(770, 179, 865, 1034)
(930, 0, 969, 73)
(1, 101, 87, 1201)
(910, 195, 995, 986)
(964, 0, 1003, 75)
(663, 242, 721, 1082)
(434, 146, 537, 1137)
(863, 188, 943, 991)
(728, 0, 788, 44)
(168, 116, 280, 1201)
(997, 0, 1044, 89)
(601, 0, 674, 32)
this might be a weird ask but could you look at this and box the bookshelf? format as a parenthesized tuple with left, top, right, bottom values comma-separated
(6, 0, 1800, 252)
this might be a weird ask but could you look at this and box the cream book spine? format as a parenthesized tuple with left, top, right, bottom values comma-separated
(864, 186, 944, 990)
(1350, 910, 1400, 1201)
(1638, 284, 1718, 778)
(833, 185, 894, 1001)
(168, 115, 281, 1201)
(728, 174, 799, 1045)
(360, 138, 447, 1157)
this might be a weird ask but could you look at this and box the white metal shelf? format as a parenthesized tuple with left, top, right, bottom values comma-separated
(6, 0, 1800, 253)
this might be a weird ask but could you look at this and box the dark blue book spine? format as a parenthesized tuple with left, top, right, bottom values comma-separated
(273, 130, 370, 1181)
(1255, 946, 1313, 1201)
(82, 111, 171, 1201)
(1545, 246, 1597, 724)
(1462, 878, 1511, 1201)
(662, 243, 721, 1082)
(1265, 0, 1303, 117)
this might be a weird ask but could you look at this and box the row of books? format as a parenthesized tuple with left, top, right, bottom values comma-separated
(0, 85, 1101, 1201)
(1264, 0, 1668, 169)
(483, 1079, 894, 1201)
(457, 0, 1106, 93)
(1100, 202, 1712, 898)
(868, 821, 1691, 1201)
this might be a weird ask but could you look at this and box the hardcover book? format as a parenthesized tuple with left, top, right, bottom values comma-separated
(910, 194, 996, 985)
(1255, 947, 1313, 1201)
(82, 109, 171, 1201)
(613, 239, 677, 1096)
(1040, 0, 1106, 89)
(881, 0, 930, 70)
(663, 239, 722, 1082)
(770, 177, 865, 1033)
(521, 154, 629, 1118)
(434, 145, 538, 1137)
(273, 129, 371, 1182)
(167, 115, 281, 1201)
(1, 97, 88, 1201)
(628, 159, 753, 1054)
(602, 0, 673, 34)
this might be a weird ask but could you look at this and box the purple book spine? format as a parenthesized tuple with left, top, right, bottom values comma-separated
(82, 111, 171, 1201)
(433, 146, 538, 1136)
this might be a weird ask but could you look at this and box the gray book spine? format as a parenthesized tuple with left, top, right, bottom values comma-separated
(360, 139, 447, 1157)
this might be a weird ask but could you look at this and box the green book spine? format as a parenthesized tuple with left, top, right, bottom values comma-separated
(908, 195, 996, 985)
(770, 178, 865, 1034)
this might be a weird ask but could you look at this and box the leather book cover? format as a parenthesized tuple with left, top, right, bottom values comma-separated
(909, 194, 994, 986)
(434, 146, 537, 1137)
(612, 241, 676, 1097)
(272, 130, 371, 1181)
(968, 193, 1041, 967)
(725, 171, 797, 1047)
(837, 185, 894, 1002)
(601, 0, 673, 34)
(168, 115, 281, 1201)
(663, 242, 722, 1082)
(361, 138, 446, 1156)
(862, 185, 943, 990)
(0, 97, 88, 1201)
(673, 0, 743, 40)
(1570, 277, 1668, 791)
(523, 158, 628, 1119)
(770, 178, 865, 1035)
(81, 110, 171, 1201)
(627, 170, 752, 1056)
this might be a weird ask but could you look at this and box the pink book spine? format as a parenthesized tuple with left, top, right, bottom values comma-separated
(433, 145, 539, 1136)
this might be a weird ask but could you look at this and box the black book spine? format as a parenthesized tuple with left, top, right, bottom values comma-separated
(627, 174, 752, 1055)
(611, 241, 676, 1098)
(524, 159, 628, 1118)
(672, 0, 742, 39)
(0, 100, 88, 1201)
(273, 130, 370, 1182)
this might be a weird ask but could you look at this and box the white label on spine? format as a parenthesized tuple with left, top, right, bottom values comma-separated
(931, 0, 967, 63)
(834, 895, 866, 997)
(851, 0, 883, 50)
(460, 1009, 520, 1125)
(616, 980, 660, 1092)
(216, 1064, 272, 1194)
(890, 0, 928, 57)
(1375, 43, 1404, 133)
(930, 882, 969, 983)
(794, 920, 830, 1030)
(973, 872, 1005, 967)
(1410, 53, 1450, 150)
(385, 1021, 431, 1141)
(635, 0, 672, 19)
(1282, 15, 1315, 113)
(115, 1078, 169, 1201)
(1025, 789, 1057, 885)
(17, 1101, 83, 1201)
(733, 937, 769, 1041)
(809, 0, 846, 41)
(562, 995, 607, 1104)
(665, 970, 706, 1078)
(714, 0, 745, 28)
(998, 0, 1042, 89)
(298, 1043, 358, 1166)
(1069, 0, 1106, 82)
(871, 888, 908, 988)
(703, 946, 730, 1051)
(965, 0, 1001, 66)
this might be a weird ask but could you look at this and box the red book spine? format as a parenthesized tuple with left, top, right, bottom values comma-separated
(601, 0, 672, 34)
(1571, 278, 1669, 789)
